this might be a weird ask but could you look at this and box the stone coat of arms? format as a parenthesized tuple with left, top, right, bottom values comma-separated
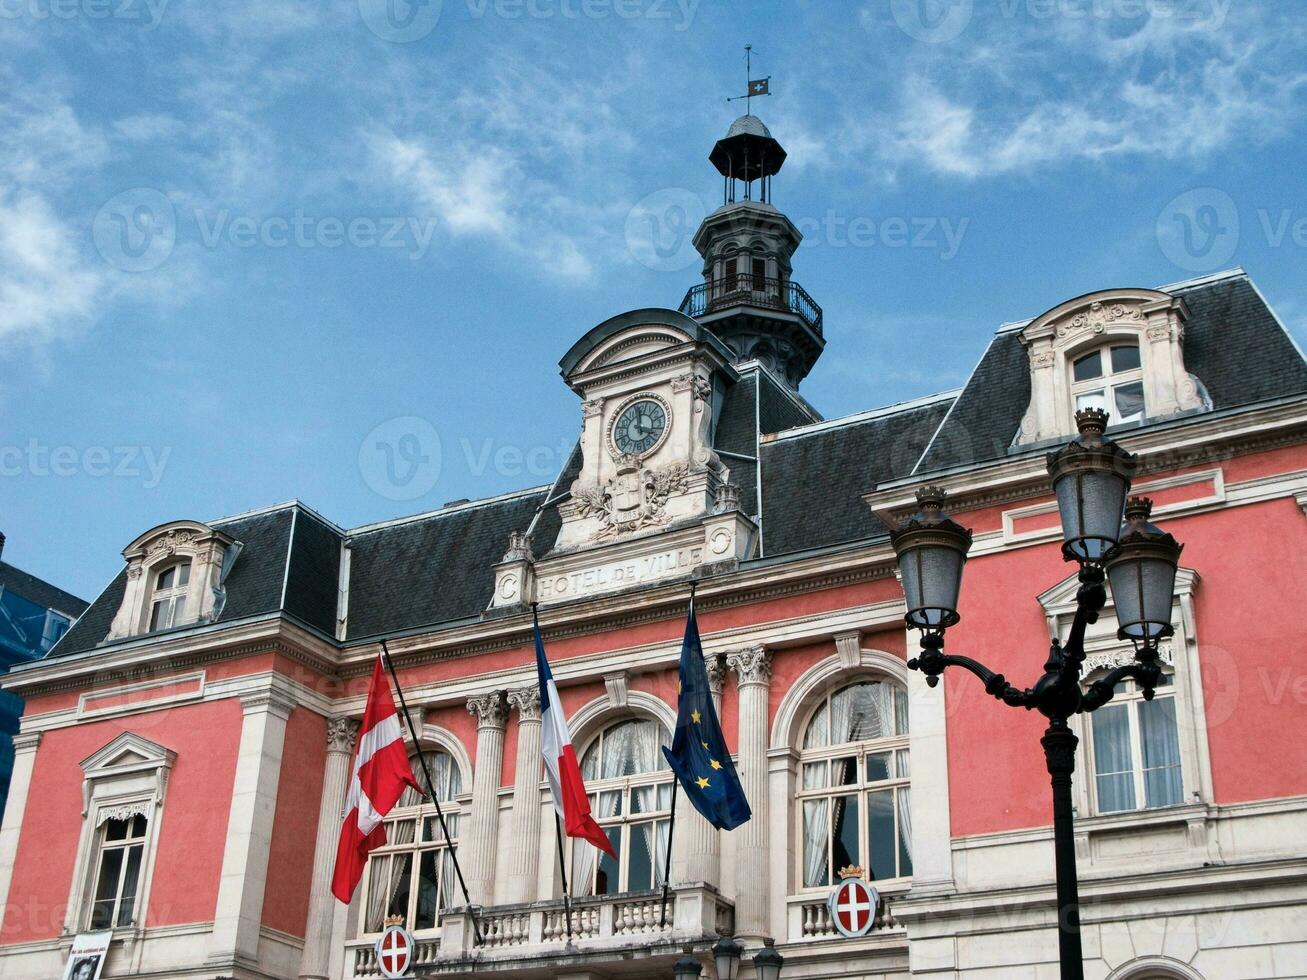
(571, 454, 691, 539)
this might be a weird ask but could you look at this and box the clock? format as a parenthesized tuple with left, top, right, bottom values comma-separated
(612, 398, 669, 456)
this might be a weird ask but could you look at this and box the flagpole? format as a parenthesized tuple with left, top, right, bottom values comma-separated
(553, 812, 574, 941)
(380, 640, 483, 947)
(659, 580, 696, 929)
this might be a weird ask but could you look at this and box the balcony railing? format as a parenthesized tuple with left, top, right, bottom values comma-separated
(406, 884, 732, 970)
(678, 276, 823, 337)
(787, 892, 901, 943)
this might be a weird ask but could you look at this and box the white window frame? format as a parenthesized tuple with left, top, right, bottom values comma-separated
(1070, 343, 1146, 426)
(356, 750, 464, 938)
(66, 733, 174, 938)
(86, 809, 151, 931)
(572, 717, 674, 896)
(148, 561, 192, 632)
(1083, 670, 1185, 815)
(795, 679, 912, 891)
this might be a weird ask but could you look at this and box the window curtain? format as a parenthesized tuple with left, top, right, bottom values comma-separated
(896, 752, 913, 862)
(1138, 697, 1183, 807)
(365, 857, 389, 932)
(1091, 703, 1136, 812)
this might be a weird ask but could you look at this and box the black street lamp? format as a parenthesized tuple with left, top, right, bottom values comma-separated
(751, 940, 784, 980)
(890, 409, 1183, 980)
(712, 937, 743, 980)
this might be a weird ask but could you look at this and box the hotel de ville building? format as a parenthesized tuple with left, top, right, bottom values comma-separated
(2, 113, 1306, 980)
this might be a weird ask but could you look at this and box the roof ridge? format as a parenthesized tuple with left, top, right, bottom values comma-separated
(765, 388, 958, 443)
(347, 484, 550, 536)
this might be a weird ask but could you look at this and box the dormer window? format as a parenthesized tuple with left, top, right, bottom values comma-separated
(105, 521, 238, 642)
(148, 562, 191, 631)
(1071, 344, 1145, 425)
(1015, 289, 1209, 446)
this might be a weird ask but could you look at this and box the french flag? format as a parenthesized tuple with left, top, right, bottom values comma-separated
(535, 620, 616, 858)
(332, 654, 422, 902)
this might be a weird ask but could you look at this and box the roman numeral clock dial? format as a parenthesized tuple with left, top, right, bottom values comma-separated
(612, 399, 668, 456)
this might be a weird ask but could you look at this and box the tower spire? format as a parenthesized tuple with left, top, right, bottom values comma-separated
(726, 45, 771, 116)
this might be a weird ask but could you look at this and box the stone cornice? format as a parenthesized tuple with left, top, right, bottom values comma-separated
(6, 618, 341, 700)
(868, 396, 1307, 523)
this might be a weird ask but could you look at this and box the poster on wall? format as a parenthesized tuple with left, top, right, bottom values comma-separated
(62, 931, 112, 980)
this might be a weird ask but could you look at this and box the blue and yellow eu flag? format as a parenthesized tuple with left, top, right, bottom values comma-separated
(661, 603, 751, 830)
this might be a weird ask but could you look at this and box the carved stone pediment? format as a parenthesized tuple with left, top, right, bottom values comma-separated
(1053, 300, 1144, 339)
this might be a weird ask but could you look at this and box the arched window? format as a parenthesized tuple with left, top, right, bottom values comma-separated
(148, 562, 191, 631)
(798, 680, 911, 888)
(1086, 669, 1183, 813)
(572, 718, 673, 895)
(359, 750, 463, 935)
(1071, 343, 1145, 425)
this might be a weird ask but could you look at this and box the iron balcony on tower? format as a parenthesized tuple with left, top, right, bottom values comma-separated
(677, 275, 823, 338)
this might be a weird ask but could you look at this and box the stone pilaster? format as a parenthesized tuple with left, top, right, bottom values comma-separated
(505, 688, 544, 905)
(0, 732, 41, 917)
(208, 688, 295, 969)
(298, 718, 359, 980)
(727, 646, 771, 941)
(675, 653, 726, 888)
(464, 692, 508, 905)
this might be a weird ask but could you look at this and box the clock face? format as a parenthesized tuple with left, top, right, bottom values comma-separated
(612, 399, 668, 456)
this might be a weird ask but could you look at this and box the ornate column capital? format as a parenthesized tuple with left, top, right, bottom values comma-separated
(326, 717, 360, 754)
(507, 687, 541, 722)
(467, 692, 509, 731)
(703, 652, 727, 696)
(727, 646, 771, 687)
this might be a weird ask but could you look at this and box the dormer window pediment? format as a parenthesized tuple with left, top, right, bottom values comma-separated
(1015, 289, 1211, 447)
(105, 520, 239, 643)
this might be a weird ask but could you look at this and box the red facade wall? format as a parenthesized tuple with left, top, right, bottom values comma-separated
(1, 698, 242, 942)
(261, 707, 327, 938)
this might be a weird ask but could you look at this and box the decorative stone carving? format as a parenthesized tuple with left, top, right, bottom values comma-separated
(326, 717, 359, 754)
(1082, 643, 1174, 675)
(507, 687, 541, 721)
(582, 399, 603, 418)
(603, 672, 629, 707)
(728, 646, 771, 687)
(703, 652, 726, 695)
(95, 801, 151, 827)
(572, 456, 692, 540)
(502, 531, 534, 563)
(713, 482, 740, 515)
(1056, 300, 1143, 338)
(147, 530, 196, 556)
(467, 692, 508, 731)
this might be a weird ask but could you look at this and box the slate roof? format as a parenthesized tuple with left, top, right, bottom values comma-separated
(0, 562, 88, 619)
(759, 395, 956, 557)
(41, 270, 1307, 657)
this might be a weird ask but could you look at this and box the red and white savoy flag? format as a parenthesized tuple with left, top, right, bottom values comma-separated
(332, 655, 421, 903)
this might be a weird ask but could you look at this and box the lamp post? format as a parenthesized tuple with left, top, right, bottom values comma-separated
(890, 409, 1183, 980)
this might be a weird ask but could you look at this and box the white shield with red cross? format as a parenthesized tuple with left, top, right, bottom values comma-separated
(827, 876, 879, 938)
(375, 924, 414, 979)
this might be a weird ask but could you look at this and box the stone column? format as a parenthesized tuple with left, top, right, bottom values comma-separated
(727, 646, 771, 941)
(675, 653, 725, 889)
(463, 692, 508, 905)
(0, 732, 41, 916)
(505, 688, 543, 905)
(298, 718, 359, 980)
(208, 688, 295, 969)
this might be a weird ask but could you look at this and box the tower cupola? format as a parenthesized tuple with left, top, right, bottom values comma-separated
(677, 112, 824, 389)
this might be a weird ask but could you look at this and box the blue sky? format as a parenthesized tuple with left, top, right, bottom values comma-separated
(2, 0, 1305, 600)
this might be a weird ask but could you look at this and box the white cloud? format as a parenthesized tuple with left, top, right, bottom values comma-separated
(0, 190, 103, 346)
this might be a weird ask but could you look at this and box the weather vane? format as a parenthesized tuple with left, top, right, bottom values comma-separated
(726, 44, 771, 115)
